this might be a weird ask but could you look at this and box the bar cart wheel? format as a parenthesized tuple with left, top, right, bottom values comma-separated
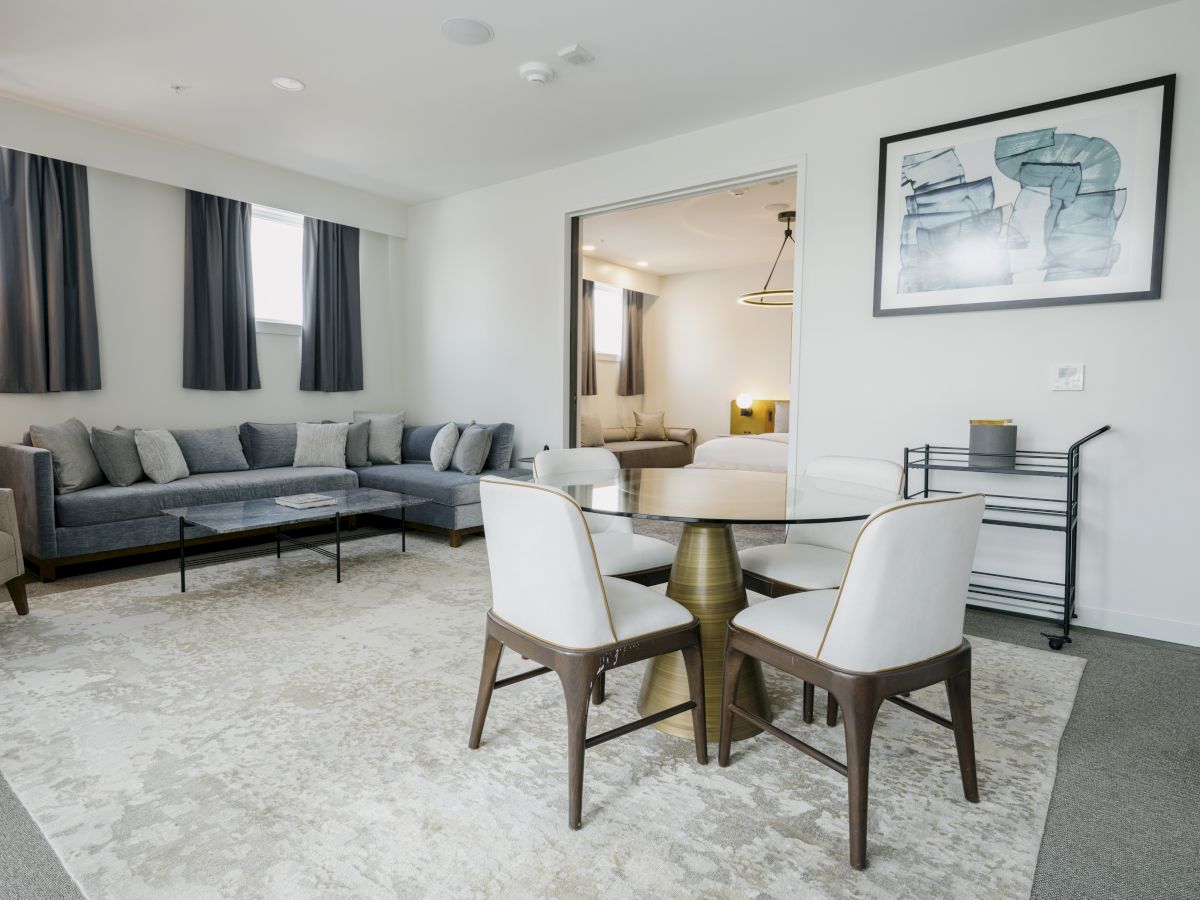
(1043, 633, 1071, 651)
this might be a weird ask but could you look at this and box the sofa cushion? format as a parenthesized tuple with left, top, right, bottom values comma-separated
(30, 418, 106, 494)
(135, 429, 190, 484)
(604, 440, 692, 469)
(239, 423, 298, 469)
(451, 424, 492, 476)
(171, 426, 249, 474)
(355, 463, 527, 507)
(400, 424, 445, 463)
(294, 423, 347, 468)
(54, 467, 358, 528)
(430, 422, 459, 472)
(354, 410, 405, 464)
(91, 426, 144, 486)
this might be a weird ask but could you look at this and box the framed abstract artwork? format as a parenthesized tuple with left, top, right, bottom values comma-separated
(873, 75, 1174, 316)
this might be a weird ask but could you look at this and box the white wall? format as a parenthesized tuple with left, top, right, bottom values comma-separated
(645, 263, 792, 443)
(0, 168, 403, 442)
(403, 1, 1200, 645)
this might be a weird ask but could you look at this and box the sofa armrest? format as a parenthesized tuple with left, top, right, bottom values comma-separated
(603, 426, 634, 443)
(0, 489, 25, 578)
(0, 444, 56, 560)
(666, 427, 697, 449)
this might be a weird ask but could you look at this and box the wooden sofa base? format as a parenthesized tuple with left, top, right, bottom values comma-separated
(402, 521, 483, 549)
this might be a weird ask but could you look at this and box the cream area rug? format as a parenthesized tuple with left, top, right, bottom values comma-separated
(0, 533, 1085, 899)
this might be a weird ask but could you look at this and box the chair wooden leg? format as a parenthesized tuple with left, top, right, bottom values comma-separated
(945, 669, 980, 803)
(468, 634, 504, 749)
(826, 693, 839, 726)
(718, 639, 748, 767)
(680, 640, 708, 765)
(802, 681, 815, 724)
(591, 670, 606, 705)
(557, 658, 595, 830)
(5, 578, 28, 616)
(841, 693, 882, 870)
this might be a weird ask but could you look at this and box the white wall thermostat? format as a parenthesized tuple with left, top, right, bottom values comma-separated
(1052, 364, 1085, 391)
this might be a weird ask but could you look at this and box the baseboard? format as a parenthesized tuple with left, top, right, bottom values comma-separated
(1074, 605, 1200, 649)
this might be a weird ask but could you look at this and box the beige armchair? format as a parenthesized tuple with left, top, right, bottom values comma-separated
(1, 488, 29, 615)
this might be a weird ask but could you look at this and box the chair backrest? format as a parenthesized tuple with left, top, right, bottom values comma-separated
(786, 456, 904, 551)
(479, 477, 618, 650)
(816, 493, 985, 672)
(532, 448, 630, 534)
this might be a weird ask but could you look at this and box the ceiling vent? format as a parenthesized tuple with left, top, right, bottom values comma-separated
(558, 44, 595, 65)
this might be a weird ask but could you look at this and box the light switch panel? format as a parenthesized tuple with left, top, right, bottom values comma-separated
(1052, 364, 1085, 391)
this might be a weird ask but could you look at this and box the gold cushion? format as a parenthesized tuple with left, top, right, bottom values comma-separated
(633, 410, 666, 441)
(579, 414, 605, 448)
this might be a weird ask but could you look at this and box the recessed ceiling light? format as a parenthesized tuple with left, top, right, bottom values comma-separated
(581, 244, 596, 252)
(636, 260, 649, 267)
(441, 17, 494, 45)
(271, 76, 305, 92)
(765, 202, 789, 212)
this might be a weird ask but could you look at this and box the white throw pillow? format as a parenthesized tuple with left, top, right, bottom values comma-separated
(293, 422, 348, 468)
(430, 422, 460, 472)
(134, 429, 190, 484)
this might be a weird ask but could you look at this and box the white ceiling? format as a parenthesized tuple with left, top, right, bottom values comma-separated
(0, 0, 1168, 204)
(581, 176, 798, 275)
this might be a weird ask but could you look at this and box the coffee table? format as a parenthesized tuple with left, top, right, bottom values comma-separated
(161, 488, 430, 592)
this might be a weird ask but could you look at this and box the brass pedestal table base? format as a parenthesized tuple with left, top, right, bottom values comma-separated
(637, 523, 770, 741)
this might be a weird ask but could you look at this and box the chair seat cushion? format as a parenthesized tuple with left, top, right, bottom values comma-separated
(591, 532, 676, 576)
(54, 467, 358, 528)
(602, 576, 694, 642)
(739, 543, 850, 590)
(732, 589, 840, 657)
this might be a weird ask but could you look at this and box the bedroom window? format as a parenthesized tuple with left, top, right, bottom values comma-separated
(251, 205, 304, 332)
(593, 281, 623, 359)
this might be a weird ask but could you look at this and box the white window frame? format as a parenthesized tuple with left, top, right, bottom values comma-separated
(251, 204, 305, 336)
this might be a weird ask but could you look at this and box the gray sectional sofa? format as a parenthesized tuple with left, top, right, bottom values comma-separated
(0, 421, 526, 581)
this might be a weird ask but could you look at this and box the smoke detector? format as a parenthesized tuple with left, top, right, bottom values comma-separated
(519, 62, 556, 85)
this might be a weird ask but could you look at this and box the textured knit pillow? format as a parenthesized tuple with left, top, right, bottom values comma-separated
(633, 411, 667, 441)
(429, 422, 460, 472)
(579, 414, 605, 448)
(451, 423, 493, 476)
(171, 426, 249, 474)
(353, 410, 405, 464)
(293, 423, 348, 468)
(91, 426, 144, 487)
(134, 429, 190, 484)
(29, 418, 106, 494)
(345, 420, 371, 468)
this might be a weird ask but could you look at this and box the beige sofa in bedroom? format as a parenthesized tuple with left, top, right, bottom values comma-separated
(600, 425, 697, 468)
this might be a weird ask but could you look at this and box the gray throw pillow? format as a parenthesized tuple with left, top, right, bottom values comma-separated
(346, 420, 371, 468)
(354, 410, 405, 464)
(400, 424, 445, 463)
(171, 426, 249, 474)
(239, 422, 298, 469)
(430, 422, 460, 472)
(91, 426, 144, 486)
(454, 421, 515, 470)
(293, 422, 348, 468)
(29, 418, 106, 494)
(134, 430, 190, 484)
(452, 423, 493, 476)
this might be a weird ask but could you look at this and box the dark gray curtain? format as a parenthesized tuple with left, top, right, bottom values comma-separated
(183, 191, 260, 390)
(580, 279, 597, 396)
(616, 289, 645, 397)
(300, 218, 362, 392)
(0, 148, 101, 393)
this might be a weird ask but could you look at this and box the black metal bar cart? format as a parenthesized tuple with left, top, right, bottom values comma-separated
(903, 426, 1110, 650)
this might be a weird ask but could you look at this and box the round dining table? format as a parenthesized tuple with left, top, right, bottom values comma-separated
(535, 466, 892, 741)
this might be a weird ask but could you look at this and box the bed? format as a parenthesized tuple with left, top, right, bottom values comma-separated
(688, 432, 791, 473)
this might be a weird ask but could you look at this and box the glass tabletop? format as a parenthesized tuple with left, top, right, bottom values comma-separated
(161, 488, 430, 534)
(535, 468, 895, 525)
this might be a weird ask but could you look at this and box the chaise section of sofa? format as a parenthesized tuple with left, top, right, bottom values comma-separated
(600, 426, 697, 468)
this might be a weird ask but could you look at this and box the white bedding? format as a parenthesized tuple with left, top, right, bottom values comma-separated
(689, 432, 791, 472)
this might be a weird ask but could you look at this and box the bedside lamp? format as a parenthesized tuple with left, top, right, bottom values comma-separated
(735, 393, 754, 417)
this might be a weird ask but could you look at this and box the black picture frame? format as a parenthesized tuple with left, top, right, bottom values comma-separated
(873, 74, 1175, 317)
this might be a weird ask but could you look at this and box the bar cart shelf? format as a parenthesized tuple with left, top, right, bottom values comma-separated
(903, 426, 1110, 650)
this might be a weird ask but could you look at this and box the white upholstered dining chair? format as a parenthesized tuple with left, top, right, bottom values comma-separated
(469, 476, 707, 830)
(739, 456, 904, 598)
(533, 448, 677, 584)
(719, 492, 985, 869)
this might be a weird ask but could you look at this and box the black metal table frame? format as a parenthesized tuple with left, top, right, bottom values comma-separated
(177, 506, 407, 593)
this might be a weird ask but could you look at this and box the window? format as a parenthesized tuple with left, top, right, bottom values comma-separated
(592, 281, 623, 358)
(251, 205, 304, 328)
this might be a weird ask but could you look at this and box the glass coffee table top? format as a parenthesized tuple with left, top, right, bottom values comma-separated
(161, 488, 430, 534)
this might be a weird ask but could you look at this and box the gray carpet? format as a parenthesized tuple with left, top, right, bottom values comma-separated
(1, 523, 1196, 899)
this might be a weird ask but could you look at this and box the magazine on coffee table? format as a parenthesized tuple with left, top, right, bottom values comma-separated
(275, 493, 337, 510)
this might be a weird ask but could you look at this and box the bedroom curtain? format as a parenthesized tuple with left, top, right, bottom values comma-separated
(183, 190, 261, 390)
(616, 288, 645, 396)
(300, 217, 363, 392)
(579, 278, 597, 396)
(0, 148, 101, 393)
